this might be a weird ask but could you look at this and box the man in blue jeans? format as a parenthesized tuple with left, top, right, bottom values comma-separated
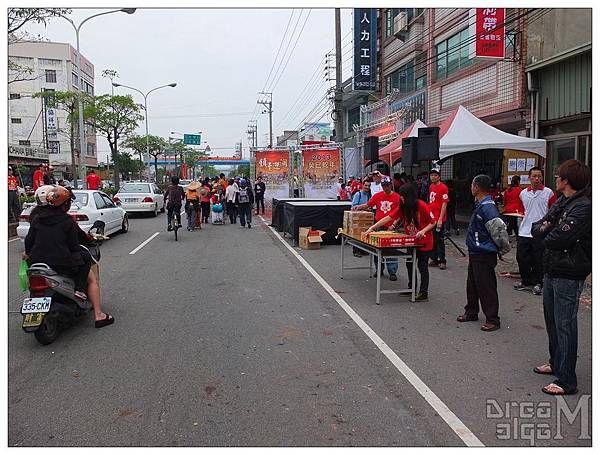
(531, 159, 591, 395)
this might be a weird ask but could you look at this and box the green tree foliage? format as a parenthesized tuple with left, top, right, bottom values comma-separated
(84, 94, 143, 189)
(122, 134, 168, 181)
(114, 151, 144, 178)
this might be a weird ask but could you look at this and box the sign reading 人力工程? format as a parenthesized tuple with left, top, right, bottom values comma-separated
(353, 8, 377, 91)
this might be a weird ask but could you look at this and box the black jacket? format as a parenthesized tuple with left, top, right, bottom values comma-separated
(254, 181, 266, 199)
(532, 188, 591, 280)
(25, 206, 87, 268)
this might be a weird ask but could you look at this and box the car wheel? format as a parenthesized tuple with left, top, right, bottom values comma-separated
(120, 215, 129, 233)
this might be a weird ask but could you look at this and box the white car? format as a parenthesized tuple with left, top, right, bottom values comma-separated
(17, 190, 129, 241)
(113, 182, 165, 216)
(179, 179, 192, 192)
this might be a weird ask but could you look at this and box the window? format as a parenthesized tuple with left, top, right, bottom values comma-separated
(385, 9, 400, 37)
(347, 107, 360, 133)
(72, 73, 78, 88)
(86, 143, 95, 156)
(435, 28, 473, 80)
(547, 139, 576, 188)
(385, 61, 415, 95)
(19, 140, 30, 146)
(93, 192, 107, 209)
(11, 118, 22, 124)
(9, 93, 21, 100)
(101, 194, 116, 208)
(45, 69, 57, 83)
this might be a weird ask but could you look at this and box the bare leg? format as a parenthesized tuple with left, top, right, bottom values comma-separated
(87, 269, 107, 321)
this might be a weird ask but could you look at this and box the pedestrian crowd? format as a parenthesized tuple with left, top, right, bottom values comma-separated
(163, 173, 265, 232)
(345, 160, 591, 396)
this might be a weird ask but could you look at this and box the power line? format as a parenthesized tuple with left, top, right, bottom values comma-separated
(261, 9, 296, 94)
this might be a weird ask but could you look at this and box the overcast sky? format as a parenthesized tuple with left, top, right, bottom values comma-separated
(21, 8, 354, 159)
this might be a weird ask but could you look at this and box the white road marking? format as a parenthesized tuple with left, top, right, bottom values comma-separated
(259, 215, 484, 447)
(129, 232, 160, 255)
(8, 238, 20, 243)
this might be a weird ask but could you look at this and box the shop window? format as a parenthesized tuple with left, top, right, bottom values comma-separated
(547, 138, 576, 188)
(347, 107, 360, 134)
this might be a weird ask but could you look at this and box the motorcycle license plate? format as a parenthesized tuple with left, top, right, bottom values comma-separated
(22, 312, 46, 328)
(21, 297, 52, 314)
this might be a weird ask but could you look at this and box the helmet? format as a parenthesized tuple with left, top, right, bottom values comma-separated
(34, 185, 56, 206)
(46, 185, 72, 207)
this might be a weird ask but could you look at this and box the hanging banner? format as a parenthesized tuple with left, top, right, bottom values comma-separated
(302, 148, 341, 199)
(255, 150, 289, 213)
(46, 107, 58, 140)
(353, 8, 377, 91)
(469, 8, 506, 59)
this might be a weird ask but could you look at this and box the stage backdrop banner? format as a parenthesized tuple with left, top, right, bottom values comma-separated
(255, 150, 290, 213)
(302, 148, 341, 199)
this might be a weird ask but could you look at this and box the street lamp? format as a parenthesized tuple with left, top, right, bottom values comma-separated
(113, 82, 177, 180)
(57, 8, 136, 189)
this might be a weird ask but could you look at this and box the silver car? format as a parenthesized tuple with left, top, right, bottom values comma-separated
(17, 190, 128, 241)
(114, 182, 165, 216)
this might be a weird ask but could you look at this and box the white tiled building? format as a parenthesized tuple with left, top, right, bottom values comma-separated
(8, 41, 97, 178)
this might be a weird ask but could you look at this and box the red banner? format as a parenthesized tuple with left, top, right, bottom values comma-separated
(472, 8, 505, 59)
(255, 150, 289, 214)
(302, 148, 341, 199)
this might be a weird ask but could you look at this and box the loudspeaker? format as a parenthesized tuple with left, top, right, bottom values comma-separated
(402, 137, 418, 167)
(364, 136, 379, 162)
(417, 127, 440, 161)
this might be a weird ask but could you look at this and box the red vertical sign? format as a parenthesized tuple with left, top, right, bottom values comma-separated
(474, 8, 505, 59)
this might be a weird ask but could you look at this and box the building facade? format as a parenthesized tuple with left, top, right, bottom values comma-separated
(8, 41, 97, 180)
(526, 8, 591, 185)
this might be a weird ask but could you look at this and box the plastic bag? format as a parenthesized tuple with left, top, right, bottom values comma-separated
(18, 259, 28, 292)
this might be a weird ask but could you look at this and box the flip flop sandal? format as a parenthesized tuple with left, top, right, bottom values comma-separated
(542, 383, 578, 395)
(533, 364, 553, 375)
(95, 314, 115, 329)
(74, 290, 88, 300)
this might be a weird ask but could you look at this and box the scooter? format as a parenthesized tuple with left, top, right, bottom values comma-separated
(21, 220, 108, 345)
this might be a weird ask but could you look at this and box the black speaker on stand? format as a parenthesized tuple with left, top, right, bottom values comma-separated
(417, 127, 440, 161)
(364, 136, 379, 163)
(401, 137, 418, 175)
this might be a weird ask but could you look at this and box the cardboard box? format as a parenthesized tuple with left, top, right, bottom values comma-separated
(343, 210, 374, 232)
(298, 227, 325, 250)
(366, 232, 420, 247)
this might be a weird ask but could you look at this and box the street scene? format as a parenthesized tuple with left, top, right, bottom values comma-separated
(6, 6, 593, 449)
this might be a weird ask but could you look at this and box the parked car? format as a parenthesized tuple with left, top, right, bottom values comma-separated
(17, 190, 128, 242)
(101, 180, 114, 189)
(113, 182, 165, 216)
(179, 179, 192, 192)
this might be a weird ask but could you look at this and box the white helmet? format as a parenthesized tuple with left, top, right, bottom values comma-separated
(34, 185, 56, 206)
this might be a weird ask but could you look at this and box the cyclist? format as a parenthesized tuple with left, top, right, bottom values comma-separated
(24, 185, 114, 328)
(164, 176, 185, 231)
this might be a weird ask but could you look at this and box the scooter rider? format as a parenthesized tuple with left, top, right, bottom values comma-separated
(23, 185, 114, 328)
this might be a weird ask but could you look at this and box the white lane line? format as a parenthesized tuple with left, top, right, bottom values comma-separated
(259, 215, 484, 447)
(8, 238, 20, 243)
(129, 232, 160, 255)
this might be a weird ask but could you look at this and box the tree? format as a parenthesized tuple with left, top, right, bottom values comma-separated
(233, 164, 251, 179)
(84, 94, 143, 189)
(122, 134, 168, 181)
(114, 151, 143, 180)
(33, 90, 90, 181)
(8, 8, 71, 84)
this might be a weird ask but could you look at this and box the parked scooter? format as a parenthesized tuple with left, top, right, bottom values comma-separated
(20, 220, 108, 345)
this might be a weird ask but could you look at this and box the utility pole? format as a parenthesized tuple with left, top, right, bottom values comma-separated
(257, 92, 273, 148)
(334, 8, 344, 144)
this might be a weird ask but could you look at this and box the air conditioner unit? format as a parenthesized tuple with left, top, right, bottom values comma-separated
(393, 12, 408, 39)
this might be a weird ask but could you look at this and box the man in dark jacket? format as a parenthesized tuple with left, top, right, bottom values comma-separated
(531, 159, 591, 395)
(457, 174, 510, 332)
(164, 176, 185, 231)
(254, 176, 266, 215)
(236, 178, 254, 228)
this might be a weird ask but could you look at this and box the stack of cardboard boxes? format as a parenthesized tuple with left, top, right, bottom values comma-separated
(343, 211, 374, 240)
(362, 231, 419, 248)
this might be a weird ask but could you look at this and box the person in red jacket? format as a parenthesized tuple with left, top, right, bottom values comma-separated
(428, 168, 449, 269)
(32, 164, 45, 191)
(501, 175, 525, 236)
(86, 169, 101, 190)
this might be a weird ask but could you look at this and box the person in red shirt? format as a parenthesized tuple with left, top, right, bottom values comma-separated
(32, 164, 45, 191)
(428, 168, 449, 269)
(353, 177, 402, 280)
(200, 178, 212, 223)
(337, 183, 351, 201)
(8, 166, 22, 222)
(501, 175, 525, 236)
(349, 177, 361, 196)
(365, 183, 436, 301)
(86, 169, 101, 190)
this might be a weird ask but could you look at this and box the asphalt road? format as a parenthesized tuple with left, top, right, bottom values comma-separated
(7, 211, 591, 447)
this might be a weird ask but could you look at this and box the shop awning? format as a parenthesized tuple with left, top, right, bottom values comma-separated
(378, 119, 428, 166)
(438, 105, 546, 160)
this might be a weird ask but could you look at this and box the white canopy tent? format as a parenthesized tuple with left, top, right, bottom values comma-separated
(438, 105, 546, 161)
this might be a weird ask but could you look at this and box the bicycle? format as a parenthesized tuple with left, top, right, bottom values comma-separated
(170, 209, 180, 241)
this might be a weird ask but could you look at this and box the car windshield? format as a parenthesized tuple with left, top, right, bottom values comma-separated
(180, 180, 192, 185)
(119, 183, 150, 193)
(72, 192, 89, 206)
